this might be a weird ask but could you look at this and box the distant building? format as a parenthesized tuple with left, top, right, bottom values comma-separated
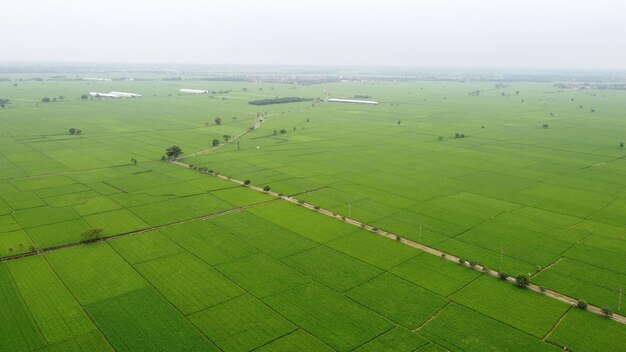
(88, 92, 118, 98)
(82, 77, 111, 81)
(179, 88, 209, 94)
(109, 91, 142, 98)
(327, 98, 379, 105)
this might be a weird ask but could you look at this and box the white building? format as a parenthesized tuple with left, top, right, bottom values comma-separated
(109, 91, 142, 98)
(88, 92, 118, 98)
(327, 98, 379, 105)
(179, 88, 209, 94)
(83, 77, 112, 81)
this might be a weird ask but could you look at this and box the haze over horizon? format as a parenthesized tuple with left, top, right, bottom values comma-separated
(3, 0, 626, 70)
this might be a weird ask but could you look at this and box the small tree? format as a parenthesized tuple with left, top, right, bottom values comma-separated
(81, 228, 103, 243)
(80, 94, 88, 100)
(263, 185, 271, 192)
(243, 179, 251, 185)
(576, 299, 588, 309)
(69, 128, 76, 135)
(620, 142, 624, 148)
(42, 97, 50, 103)
(438, 136, 444, 141)
(601, 307, 613, 317)
(214, 117, 222, 125)
(165, 145, 183, 159)
(212, 139, 220, 147)
(75, 129, 82, 135)
(223, 135, 231, 142)
(515, 275, 529, 288)
(280, 129, 287, 134)
(498, 272, 509, 280)
(542, 124, 549, 128)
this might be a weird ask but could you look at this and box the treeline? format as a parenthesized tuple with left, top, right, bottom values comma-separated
(248, 97, 311, 105)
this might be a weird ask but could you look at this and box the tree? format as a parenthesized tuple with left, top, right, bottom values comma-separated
(232, 116, 237, 122)
(515, 275, 529, 288)
(223, 135, 231, 142)
(165, 145, 183, 159)
(576, 299, 588, 309)
(214, 117, 222, 125)
(75, 129, 82, 135)
(80, 228, 103, 243)
(243, 179, 251, 185)
(601, 307, 613, 317)
(212, 139, 220, 147)
(263, 185, 271, 192)
(397, 120, 401, 125)
(542, 124, 549, 128)
(42, 97, 50, 103)
(69, 128, 76, 135)
(280, 129, 287, 134)
(81, 94, 88, 100)
(620, 142, 624, 148)
(438, 136, 444, 141)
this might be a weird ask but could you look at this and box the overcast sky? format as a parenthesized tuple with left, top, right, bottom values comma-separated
(2, 0, 625, 69)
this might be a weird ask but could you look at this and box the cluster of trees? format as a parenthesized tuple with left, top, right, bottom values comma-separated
(248, 97, 310, 106)
(42, 96, 65, 103)
(454, 133, 466, 138)
(273, 129, 287, 135)
(68, 128, 82, 135)
(0, 98, 9, 108)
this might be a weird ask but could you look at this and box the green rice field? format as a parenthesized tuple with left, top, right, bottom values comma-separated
(0, 76, 625, 351)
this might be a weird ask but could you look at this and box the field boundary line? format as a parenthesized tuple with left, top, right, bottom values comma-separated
(0, 199, 276, 264)
(543, 306, 573, 342)
(414, 301, 450, 332)
(169, 161, 626, 325)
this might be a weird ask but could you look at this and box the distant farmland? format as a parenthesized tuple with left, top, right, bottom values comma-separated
(0, 78, 624, 351)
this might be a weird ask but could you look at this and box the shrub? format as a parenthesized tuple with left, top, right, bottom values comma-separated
(298, 200, 305, 204)
(601, 307, 613, 317)
(278, 193, 283, 197)
(469, 261, 476, 267)
(539, 286, 546, 293)
(243, 179, 251, 185)
(395, 235, 401, 241)
(458, 258, 465, 264)
(440, 253, 446, 258)
(576, 299, 588, 309)
(515, 275, 529, 288)
(313, 205, 320, 211)
(498, 272, 509, 280)
(263, 185, 271, 192)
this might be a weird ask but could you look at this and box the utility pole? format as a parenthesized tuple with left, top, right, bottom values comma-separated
(499, 247, 504, 272)
(619, 287, 623, 312)
(419, 225, 422, 242)
(348, 202, 351, 218)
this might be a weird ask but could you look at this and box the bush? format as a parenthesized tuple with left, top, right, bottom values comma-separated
(498, 272, 509, 280)
(313, 205, 320, 211)
(515, 275, 529, 288)
(601, 307, 613, 317)
(539, 286, 546, 293)
(440, 253, 446, 258)
(395, 235, 401, 241)
(458, 258, 465, 264)
(243, 179, 251, 185)
(576, 299, 588, 309)
(263, 185, 271, 192)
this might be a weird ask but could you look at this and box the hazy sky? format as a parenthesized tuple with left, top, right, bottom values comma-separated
(3, 0, 625, 69)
